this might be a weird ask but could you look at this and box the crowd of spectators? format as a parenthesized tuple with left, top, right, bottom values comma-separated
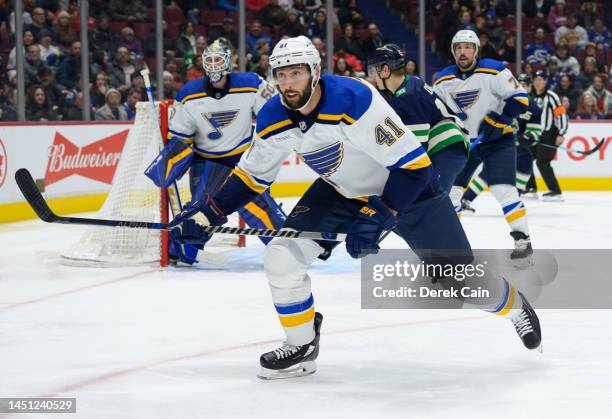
(0, 0, 610, 121)
(433, 0, 611, 119)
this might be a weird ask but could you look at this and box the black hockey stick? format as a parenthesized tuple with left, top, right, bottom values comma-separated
(15, 168, 346, 242)
(536, 137, 606, 156)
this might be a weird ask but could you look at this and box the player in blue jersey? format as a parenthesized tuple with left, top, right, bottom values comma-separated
(433, 30, 533, 260)
(168, 36, 541, 378)
(462, 73, 543, 213)
(145, 40, 286, 264)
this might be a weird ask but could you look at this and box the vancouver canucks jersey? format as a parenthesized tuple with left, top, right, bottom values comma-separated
(388, 75, 469, 155)
(168, 72, 276, 159)
(234, 75, 430, 199)
(516, 97, 543, 142)
(433, 58, 529, 140)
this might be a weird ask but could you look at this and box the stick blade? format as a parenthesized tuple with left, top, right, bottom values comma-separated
(14, 168, 59, 223)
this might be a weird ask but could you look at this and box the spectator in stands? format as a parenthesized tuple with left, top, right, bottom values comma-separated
(405, 59, 417, 76)
(145, 20, 176, 59)
(546, 59, 560, 90)
(335, 23, 365, 61)
(219, 0, 238, 12)
(333, 47, 362, 74)
(246, 20, 273, 54)
(575, 56, 600, 91)
(55, 40, 81, 90)
(95, 88, 127, 121)
(560, 95, 572, 117)
(38, 29, 60, 67)
(311, 36, 327, 69)
(250, 38, 272, 67)
(176, 21, 197, 61)
(555, 14, 588, 48)
(555, 74, 579, 115)
(436, 0, 461, 63)
(524, 0, 552, 19)
(301, 0, 323, 18)
(0, 89, 18, 121)
(24, 44, 48, 86)
(8, 30, 35, 70)
(307, 8, 327, 40)
(212, 17, 239, 50)
(282, 8, 304, 38)
(251, 53, 270, 79)
(547, 0, 568, 32)
(90, 50, 109, 79)
(579, 1, 598, 30)
(108, 0, 147, 22)
(62, 90, 85, 121)
(478, 32, 500, 60)
(35, 67, 62, 106)
(551, 43, 580, 76)
(588, 17, 610, 51)
(258, 0, 287, 27)
(8, 0, 34, 34)
(186, 54, 205, 81)
(525, 26, 554, 65)
(583, 42, 606, 72)
(122, 87, 141, 120)
(119, 27, 144, 60)
(163, 71, 178, 100)
(53, 10, 77, 52)
(497, 31, 517, 64)
(25, 7, 49, 40)
(91, 71, 110, 109)
(522, 61, 534, 78)
(338, 0, 366, 28)
(164, 60, 183, 90)
(333, 57, 354, 77)
(575, 91, 604, 119)
(458, 10, 476, 32)
(361, 23, 390, 59)
(586, 75, 612, 116)
(109, 47, 141, 96)
(89, 15, 118, 57)
(26, 84, 58, 121)
(129, 72, 146, 97)
(483, 11, 505, 49)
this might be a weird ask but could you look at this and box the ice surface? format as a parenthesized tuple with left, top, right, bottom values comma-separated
(1, 192, 611, 418)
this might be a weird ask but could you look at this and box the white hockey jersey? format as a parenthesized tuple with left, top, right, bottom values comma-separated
(432, 59, 529, 139)
(168, 72, 276, 159)
(233, 75, 431, 200)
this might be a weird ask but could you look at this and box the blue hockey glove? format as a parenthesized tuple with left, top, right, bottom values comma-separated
(345, 197, 396, 259)
(169, 219, 212, 247)
(168, 194, 228, 228)
(478, 112, 513, 142)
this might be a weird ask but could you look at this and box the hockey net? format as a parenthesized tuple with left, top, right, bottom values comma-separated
(61, 101, 244, 267)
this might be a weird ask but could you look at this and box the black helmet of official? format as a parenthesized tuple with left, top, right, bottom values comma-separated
(517, 73, 532, 85)
(533, 70, 546, 80)
(367, 43, 405, 77)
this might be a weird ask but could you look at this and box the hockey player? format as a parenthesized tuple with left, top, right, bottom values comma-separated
(145, 40, 286, 264)
(433, 30, 533, 259)
(169, 36, 541, 379)
(461, 73, 543, 213)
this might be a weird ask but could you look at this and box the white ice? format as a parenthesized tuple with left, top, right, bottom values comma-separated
(1, 192, 611, 419)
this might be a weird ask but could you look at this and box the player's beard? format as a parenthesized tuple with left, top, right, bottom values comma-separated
(456, 54, 476, 71)
(282, 79, 313, 110)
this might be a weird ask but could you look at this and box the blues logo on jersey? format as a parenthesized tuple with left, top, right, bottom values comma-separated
(451, 89, 480, 119)
(203, 110, 240, 139)
(300, 142, 344, 177)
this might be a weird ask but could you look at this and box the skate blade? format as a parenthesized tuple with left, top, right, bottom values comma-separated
(542, 196, 564, 202)
(257, 361, 317, 380)
(522, 193, 539, 200)
(511, 255, 534, 269)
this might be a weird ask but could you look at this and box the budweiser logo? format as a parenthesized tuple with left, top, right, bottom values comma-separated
(0, 138, 7, 188)
(45, 130, 129, 186)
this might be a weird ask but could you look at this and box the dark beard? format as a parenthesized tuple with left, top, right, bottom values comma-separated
(283, 82, 312, 110)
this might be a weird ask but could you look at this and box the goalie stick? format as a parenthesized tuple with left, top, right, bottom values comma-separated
(15, 168, 346, 242)
(534, 137, 605, 156)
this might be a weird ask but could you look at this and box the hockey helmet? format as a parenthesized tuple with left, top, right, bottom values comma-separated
(517, 73, 532, 86)
(366, 43, 405, 78)
(451, 29, 480, 59)
(203, 39, 232, 84)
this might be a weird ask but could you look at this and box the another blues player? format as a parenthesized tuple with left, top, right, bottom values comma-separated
(433, 30, 533, 259)
(145, 40, 285, 264)
(462, 73, 543, 213)
(169, 36, 541, 379)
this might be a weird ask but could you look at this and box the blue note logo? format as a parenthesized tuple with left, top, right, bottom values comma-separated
(203, 110, 239, 140)
(300, 142, 344, 178)
(451, 89, 480, 120)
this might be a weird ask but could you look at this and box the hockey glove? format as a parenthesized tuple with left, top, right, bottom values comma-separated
(345, 197, 396, 259)
(168, 194, 228, 228)
(169, 219, 212, 247)
(478, 112, 513, 142)
(144, 138, 194, 188)
(519, 131, 538, 147)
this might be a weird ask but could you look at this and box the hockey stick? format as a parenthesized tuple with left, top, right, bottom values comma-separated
(15, 168, 346, 242)
(534, 137, 605, 156)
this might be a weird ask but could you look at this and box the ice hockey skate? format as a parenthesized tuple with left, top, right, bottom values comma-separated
(510, 292, 542, 351)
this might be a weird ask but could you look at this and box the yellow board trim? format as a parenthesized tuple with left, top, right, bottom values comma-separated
(257, 119, 293, 138)
(232, 167, 267, 194)
(243, 202, 274, 229)
(165, 147, 194, 179)
(505, 208, 527, 223)
(279, 306, 315, 327)
(496, 285, 516, 316)
(0, 193, 108, 223)
(229, 87, 258, 93)
(181, 92, 207, 103)
(194, 142, 251, 159)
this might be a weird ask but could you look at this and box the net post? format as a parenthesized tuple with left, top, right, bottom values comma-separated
(159, 100, 172, 266)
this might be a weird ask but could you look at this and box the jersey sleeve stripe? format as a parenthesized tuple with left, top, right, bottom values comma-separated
(232, 167, 269, 193)
(387, 147, 431, 170)
(168, 128, 195, 139)
(167, 133, 194, 144)
(257, 119, 294, 139)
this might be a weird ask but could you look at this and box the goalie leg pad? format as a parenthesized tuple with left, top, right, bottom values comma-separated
(238, 190, 287, 244)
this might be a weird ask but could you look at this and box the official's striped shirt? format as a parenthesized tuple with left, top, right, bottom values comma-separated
(533, 89, 568, 135)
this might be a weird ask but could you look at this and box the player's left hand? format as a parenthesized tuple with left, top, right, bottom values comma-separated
(169, 219, 212, 247)
(168, 194, 228, 228)
(479, 111, 513, 142)
(555, 135, 565, 146)
(345, 197, 396, 259)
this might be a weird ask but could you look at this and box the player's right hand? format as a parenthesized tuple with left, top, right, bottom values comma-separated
(168, 194, 228, 228)
(169, 219, 212, 247)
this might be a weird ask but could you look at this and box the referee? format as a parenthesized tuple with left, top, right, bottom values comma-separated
(530, 70, 568, 201)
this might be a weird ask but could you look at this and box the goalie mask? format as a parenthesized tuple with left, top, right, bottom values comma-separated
(203, 40, 232, 84)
